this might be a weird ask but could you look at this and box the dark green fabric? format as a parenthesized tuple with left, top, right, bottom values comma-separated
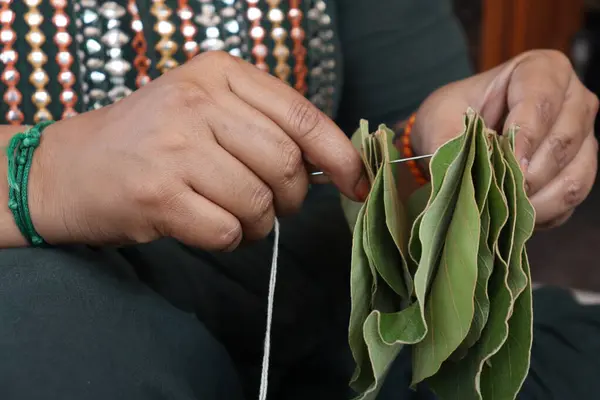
(334, 0, 473, 133)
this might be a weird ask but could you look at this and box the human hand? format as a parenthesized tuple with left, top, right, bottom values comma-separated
(29, 51, 368, 250)
(409, 50, 599, 229)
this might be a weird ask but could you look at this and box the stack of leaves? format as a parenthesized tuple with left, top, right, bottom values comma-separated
(341, 109, 536, 400)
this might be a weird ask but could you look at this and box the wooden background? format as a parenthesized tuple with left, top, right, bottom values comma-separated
(455, 0, 585, 71)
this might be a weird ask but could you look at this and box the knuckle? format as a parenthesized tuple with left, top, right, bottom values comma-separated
(162, 81, 214, 112)
(286, 98, 323, 139)
(537, 49, 571, 69)
(279, 140, 304, 186)
(516, 124, 535, 152)
(547, 134, 574, 169)
(563, 178, 586, 208)
(214, 219, 243, 251)
(534, 93, 555, 127)
(248, 184, 274, 223)
(133, 175, 178, 211)
(192, 50, 239, 78)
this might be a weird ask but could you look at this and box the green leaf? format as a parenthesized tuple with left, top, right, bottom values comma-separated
(459, 120, 494, 354)
(480, 129, 536, 398)
(412, 116, 480, 384)
(355, 303, 427, 400)
(364, 162, 408, 299)
(348, 205, 375, 391)
(378, 127, 413, 297)
(412, 114, 472, 309)
(501, 129, 536, 300)
(427, 134, 513, 400)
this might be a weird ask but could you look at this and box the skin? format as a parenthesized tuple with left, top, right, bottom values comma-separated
(0, 50, 596, 249)
(410, 50, 599, 229)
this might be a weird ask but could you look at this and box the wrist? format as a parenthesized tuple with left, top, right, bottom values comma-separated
(0, 126, 35, 247)
(396, 113, 429, 185)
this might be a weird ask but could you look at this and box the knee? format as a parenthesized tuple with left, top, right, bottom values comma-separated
(0, 247, 243, 399)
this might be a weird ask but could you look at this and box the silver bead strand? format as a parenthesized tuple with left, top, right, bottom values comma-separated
(99, 1, 132, 103)
(219, 0, 243, 58)
(195, 0, 225, 52)
(75, 0, 109, 110)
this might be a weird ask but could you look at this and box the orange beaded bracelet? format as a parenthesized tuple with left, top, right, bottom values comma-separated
(401, 113, 429, 186)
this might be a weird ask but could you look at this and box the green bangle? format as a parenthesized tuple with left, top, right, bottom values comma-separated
(6, 121, 54, 246)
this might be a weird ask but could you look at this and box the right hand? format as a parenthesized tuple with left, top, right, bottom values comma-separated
(30, 52, 369, 250)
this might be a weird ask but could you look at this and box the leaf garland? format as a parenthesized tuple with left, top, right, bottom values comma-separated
(342, 109, 536, 400)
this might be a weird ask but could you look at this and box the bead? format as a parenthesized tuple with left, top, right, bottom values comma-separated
(224, 20, 239, 34)
(108, 86, 132, 102)
(24, 11, 43, 26)
(3, 88, 20, 103)
(200, 38, 225, 52)
(89, 88, 107, 100)
(0, 9, 14, 24)
(290, 27, 304, 40)
(131, 19, 143, 32)
(247, 8, 261, 21)
(136, 75, 151, 87)
(32, 90, 50, 107)
(2, 68, 18, 84)
(52, 13, 68, 28)
(6, 109, 24, 123)
(250, 26, 264, 40)
(182, 24, 196, 38)
(0, 28, 15, 44)
(156, 20, 175, 35)
(183, 40, 198, 53)
(105, 59, 131, 76)
(56, 51, 74, 67)
(273, 44, 289, 59)
(252, 43, 267, 58)
(24, 0, 42, 7)
(54, 31, 72, 46)
(178, 6, 193, 20)
(85, 38, 102, 54)
(90, 70, 106, 83)
(268, 9, 284, 23)
(58, 70, 75, 85)
(156, 39, 177, 54)
(30, 70, 48, 86)
(99, 1, 126, 19)
(8, 200, 17, 210)
(60, 89, 76, 105)
(271, 26, 286, 40)
(27, 50, 46, 66)
(102, 29, 129, 47)
(0, 48, 16, 63)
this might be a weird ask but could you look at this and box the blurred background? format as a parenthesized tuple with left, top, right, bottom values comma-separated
(452, 0, 600, 292)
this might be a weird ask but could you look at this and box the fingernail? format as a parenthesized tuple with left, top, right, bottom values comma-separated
(354, 172, 370, 202)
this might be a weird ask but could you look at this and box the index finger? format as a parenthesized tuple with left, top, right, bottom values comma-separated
(503, 52, 571, 168)
(225, 58, 368, 202)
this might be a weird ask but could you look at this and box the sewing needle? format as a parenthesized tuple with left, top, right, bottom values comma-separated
(309, 154, 433, 176)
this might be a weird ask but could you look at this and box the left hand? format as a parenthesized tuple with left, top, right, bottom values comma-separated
(409, 50, 599, 229)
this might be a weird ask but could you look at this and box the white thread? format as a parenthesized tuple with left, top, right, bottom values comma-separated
(258, 219, 280, 400)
